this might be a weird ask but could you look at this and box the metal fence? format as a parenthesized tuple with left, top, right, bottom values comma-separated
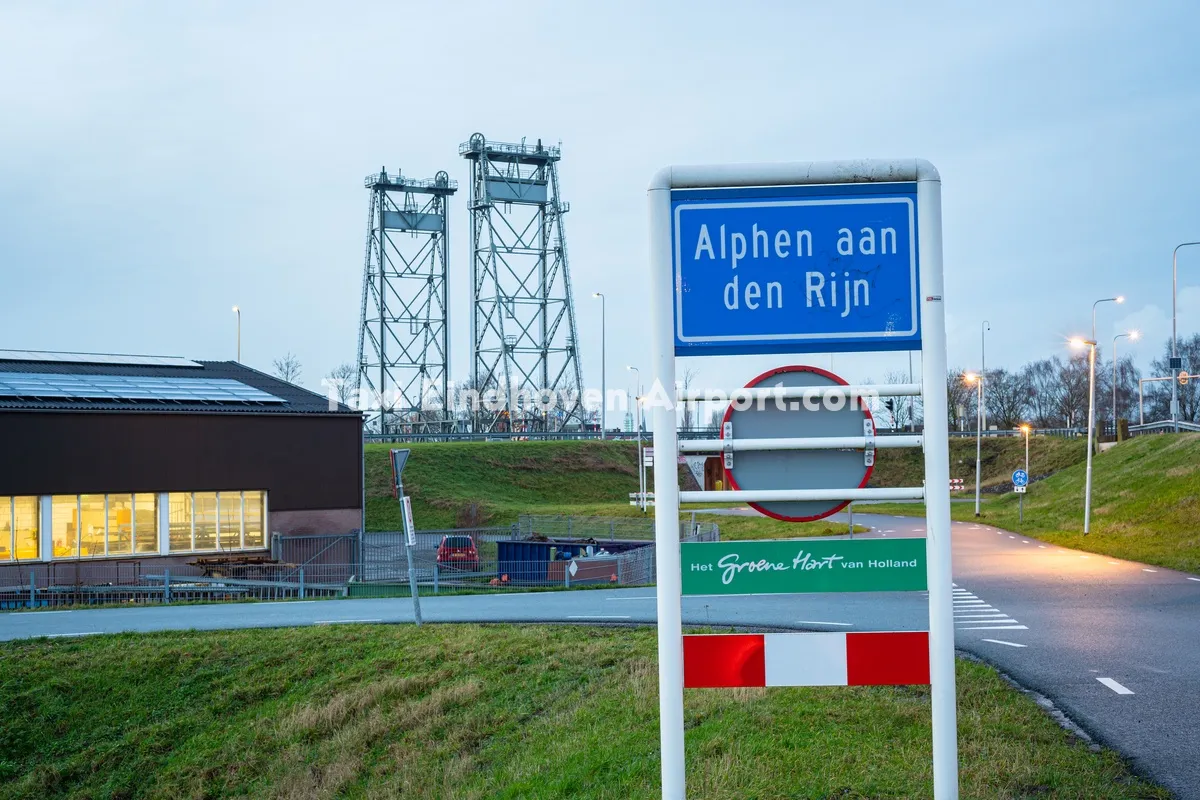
(517, 514, 719, 542)
(0, 515, 712, 609)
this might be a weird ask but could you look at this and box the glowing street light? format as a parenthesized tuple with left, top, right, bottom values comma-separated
(1018, 423, 1032, 523)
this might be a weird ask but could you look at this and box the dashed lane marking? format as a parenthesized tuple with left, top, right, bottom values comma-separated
(1097, 677, 1134, 695)
(1188, 577, 1200, 583)
(1143, 569, 1158, 573)
(958, 624, 1029, 630)
(1022, 540, 1030, 544)
(981, 639, 1028, 648)
(794, 620, 854, 627)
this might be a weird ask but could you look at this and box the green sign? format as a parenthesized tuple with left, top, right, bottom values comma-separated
(680, 538, 927, 596)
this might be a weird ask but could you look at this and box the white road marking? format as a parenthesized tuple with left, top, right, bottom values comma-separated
(1188, 577, 1200, 583)
(1142, 569, 1158, 573)
(45, 632, 103, 638)
(5, 610, 72, 615)
(567, 615, 631, 619)
(1080, 555, 1090, 559)
(1097, 677, 1134, 695)
(794, 620, 854, 627)
(315, 619, 383, 625)
(954, 612, 1006, 618)
(981, 639, 1027, 648)
(1008, 536, 1016, 539)
(958, 619, 1020, 626)
(256, 601, 317, 606)
(958, 624, 1029, 630)
(1022, 540, 1030, 544)
(606, 596, 656, 601)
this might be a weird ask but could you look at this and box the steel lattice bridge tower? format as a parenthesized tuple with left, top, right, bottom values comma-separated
(357, 168, 457, 434)
(460, 133, 585, 432)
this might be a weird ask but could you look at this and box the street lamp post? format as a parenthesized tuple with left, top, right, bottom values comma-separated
(1172, 243, 1200, 432)
(627, 365, 644, 511)
(1019, 423, 1031, 524)
(593, 293, 606, 438)
(963, 372, 983, 516)
(232, 306, 241, 362)
(973, 321, 990, 517)
(1082, 297, 1123, 535)
(1112, 330, 1138, 437)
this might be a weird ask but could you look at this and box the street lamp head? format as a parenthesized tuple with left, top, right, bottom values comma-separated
(232, 305, 239, 313)
(1129, 330, 1140, 341)
(1019, 424, 1031, 433)
(592, 292, 602, 299)
(1115, 296, 1125, 304)
(1068, 337, 1092, 349)
(626, 365, 636, 371)
(963, 372, 979, 384)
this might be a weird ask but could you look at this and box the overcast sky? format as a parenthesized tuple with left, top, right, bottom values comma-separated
(2, 1, 1198, 403)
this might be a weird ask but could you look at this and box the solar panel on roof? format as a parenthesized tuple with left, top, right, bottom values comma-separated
(0, 373, 285, 404)
(0, 350, 202, 368)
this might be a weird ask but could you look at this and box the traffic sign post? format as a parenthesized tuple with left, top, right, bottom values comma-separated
(648, 160, 955, 799)
(1013, 468, 1029, 523)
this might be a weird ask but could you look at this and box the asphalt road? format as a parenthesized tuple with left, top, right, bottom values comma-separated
(3, 512, 1198, 797)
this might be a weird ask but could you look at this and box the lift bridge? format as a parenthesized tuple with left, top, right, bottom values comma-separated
(460, 133, 586, 432)
(356, 168, 456, 434)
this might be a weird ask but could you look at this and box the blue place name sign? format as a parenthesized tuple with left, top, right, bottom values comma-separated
(671, 184, 921, 356)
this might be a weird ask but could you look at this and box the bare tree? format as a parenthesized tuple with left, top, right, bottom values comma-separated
(324, 362, 356, 405)
(984, 368, 1031, 430)
(272, 353, 302, 385)
(679, 367, 699, 432)
(884, 370, 922, 430)
(946, 368, 973, 431)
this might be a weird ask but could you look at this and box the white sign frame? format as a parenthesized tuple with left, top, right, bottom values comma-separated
(646, 159, 956, 800)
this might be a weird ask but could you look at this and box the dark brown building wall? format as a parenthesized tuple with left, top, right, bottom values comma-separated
(270, 508, 361, 536)
(0, 411, 362, 513)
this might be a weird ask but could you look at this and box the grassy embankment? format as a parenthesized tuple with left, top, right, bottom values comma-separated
(0, 626, 1168, 800)
(365, 440, 859, 541)
(368, 437, 1087, 541)
(872, 433, 1200, 573)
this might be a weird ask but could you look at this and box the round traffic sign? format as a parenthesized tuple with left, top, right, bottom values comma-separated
(1012, 469, 1029, 487)
(1180, 370, 1190, 386)
(721, 365, 874, 522)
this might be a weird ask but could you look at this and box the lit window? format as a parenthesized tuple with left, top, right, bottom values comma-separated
(107, 494, 134, 556)
(193, 492, 217, 551)
(0, 498, 9, 561)
(244, 491, 265, 549)
(52, 495, 79, 558)
(14, 497, 38, 560)
(134, 494, 157, 553)
(79, 495, 106, 557)
(169, 493, 193, 552)
(218, 492, 242, 549)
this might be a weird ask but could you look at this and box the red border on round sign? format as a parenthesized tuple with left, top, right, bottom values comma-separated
(720, 364, 876, 523)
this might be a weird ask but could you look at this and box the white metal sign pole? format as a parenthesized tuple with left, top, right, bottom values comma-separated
(917, 169, 959, 798)
(648, 174, 686, 800)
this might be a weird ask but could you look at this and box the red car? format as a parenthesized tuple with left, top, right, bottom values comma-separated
(436, 534, 479, 572)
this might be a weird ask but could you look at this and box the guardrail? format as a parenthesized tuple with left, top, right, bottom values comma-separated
(1129, 420, 1200, 435)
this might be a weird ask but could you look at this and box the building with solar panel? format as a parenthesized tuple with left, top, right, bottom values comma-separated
(0, 350, 363, 570)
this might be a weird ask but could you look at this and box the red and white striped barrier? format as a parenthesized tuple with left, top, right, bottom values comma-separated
(949, 478, 964, 490)
(684, 631, 929, 688)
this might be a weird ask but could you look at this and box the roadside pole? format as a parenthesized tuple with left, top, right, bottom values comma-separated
(390, 449, 423, 626)
(646, 178, 685, 799)
(918, 172, 959, 800)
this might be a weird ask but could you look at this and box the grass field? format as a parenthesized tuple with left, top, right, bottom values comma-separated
(365, 441, 864, 540)
(870, 434, 1200, 573)
(0, 625, 1167, 800)
(365, 437, 1086, 539)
